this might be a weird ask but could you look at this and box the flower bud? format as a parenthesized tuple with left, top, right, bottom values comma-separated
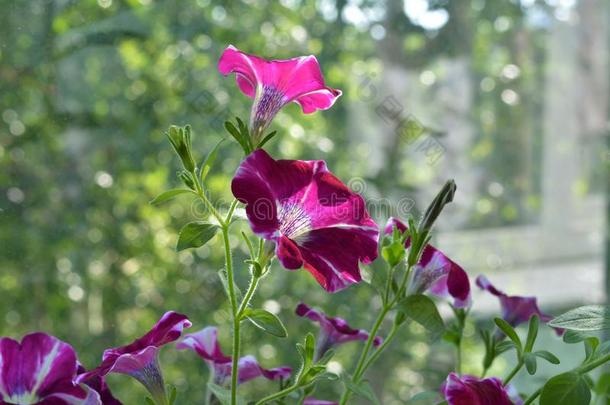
(166, 125, 196, 172)
(418, 179, 456, 236)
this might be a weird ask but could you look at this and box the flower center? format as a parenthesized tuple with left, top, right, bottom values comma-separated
(278, 202, 311, 241)
(250, 86, 286, 137)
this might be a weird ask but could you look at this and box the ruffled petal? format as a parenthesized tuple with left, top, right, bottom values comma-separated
(442, 373, 517, 405)
(476, 275, 557, 330)
(42, 383, 102, 405)
(0, 333, 79, 403)
(218, 45, 265, 98)
(176, 327, 231, 364)
(78, 311, 191, 382)
(236, 355, 291, 384)
(295, 303, 381, 348)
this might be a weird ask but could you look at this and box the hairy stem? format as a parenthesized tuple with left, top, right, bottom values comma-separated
(523, 387, 541, 405)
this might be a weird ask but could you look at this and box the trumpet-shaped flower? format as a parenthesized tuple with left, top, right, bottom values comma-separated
(0, 332, 101, 405)
(296, 303, 381, 357)
(176, 327, 291, 386)
(77, 311, 191, 402)
(385, 218, 471, 307)
(218, 45, 342, 141)
(442, 373, 522, 405)
(476, 275, 561, 335)
(232, 149, 379, 292)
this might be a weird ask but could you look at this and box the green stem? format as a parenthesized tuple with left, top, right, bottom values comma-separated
(338, 305, 389, 405)
(237, 273, 261, 317)
(578, 353, 610, 374)
(503, 359, 524, 385)
(523, 387, 541, 405)
(361, 321, 399, 372)
(254, 383, 300, 405)
(220, 225, 239, 405)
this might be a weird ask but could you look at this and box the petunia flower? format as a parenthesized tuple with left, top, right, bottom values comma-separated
(441, 372, 523, 405)
(77, 311, 191, 404)
(384, 217, 471, 307)
(176, 327, 291, 386)
(0, 332, 101, 405)
(476, 275, 562, 335)
(295, 303, 381, 358)
(218, 45, 342, 143)
(231, 149, 379, 292)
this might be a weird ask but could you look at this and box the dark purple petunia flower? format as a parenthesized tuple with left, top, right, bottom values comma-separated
(232, 149, 379, 292)
(77, 311, 191, 402)
(0, 332, 101, 405)
(385, 218, 471, 307)
(476, 275, 562, 335)
(176, 327, 291, 386)
(295, 303, 381, 357)
(442, 372, 522, 405)
(218, 45, 342, 139)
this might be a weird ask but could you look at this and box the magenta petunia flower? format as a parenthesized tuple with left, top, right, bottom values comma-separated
(0, 332, 101, 405)
(231, 149, 379, 292)
(296, 303, 381, 357)
(77, 311, 191, 402)
(476, 275, 562, 335)
(442, 372, 522, 405)
(176, 327, 291, 386)
(385, 218, 471, 307)
(218, 45, 342, 140)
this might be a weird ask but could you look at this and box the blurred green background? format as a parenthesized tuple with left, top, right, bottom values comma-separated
(1, 0, 608, 403)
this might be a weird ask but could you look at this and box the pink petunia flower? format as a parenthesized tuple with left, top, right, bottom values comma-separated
(231, 149, 379, 292)
(77, 311, 191, 402)
(385, 218, 471, 307)
(0, 332, 101, 405)
(296, 303, 381, 357)
(176, 327, 291, 386)
(218, 45, 342, 142)
(476, 275, 562, 335)
(442, 372, 523, 405)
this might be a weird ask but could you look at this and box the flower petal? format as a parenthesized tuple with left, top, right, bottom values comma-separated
(303, 399, 338, 405)
(276, 236, 304, 270)
(236, 355, 291, 384)
(78, 311, 191, 382)
(0, 333, 79, 403)
(442, 373, 516, 405)
(176, 327, 231, 364)
(218, 45, 264, 98)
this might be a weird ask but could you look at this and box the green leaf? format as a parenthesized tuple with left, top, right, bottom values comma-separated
(540, 372, 591, 405)
(200, 139, 224, 182)
(256, 130, 277, 148)
(342, 377, 381, 405)
(150, 189, 192, 205)
(496, 341, 517, 355)
(563, 329, 594, 344)
(524, 352, 538, 375)
(397, 294, 445, 340)
(593, 373, 610, 395)
(176, 221, 219, 251)
(584, 337, 599, 361)
(243, 308, 287, 338)
(524, 315, 539, 352)
(534, 350, 561, 364)
(145, 398, 155, 405)
(405, 391, 442, 404)
(224, 121, 251, 155)
(494, 318, 522, 351)
(549, 305, 610, 331)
